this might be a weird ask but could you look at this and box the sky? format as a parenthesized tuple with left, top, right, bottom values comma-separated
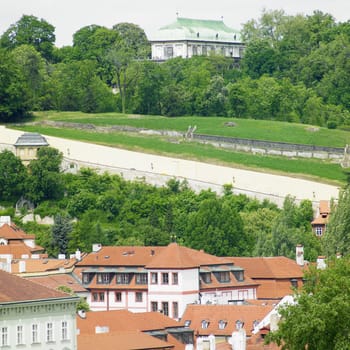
(1, 0, 349, 47)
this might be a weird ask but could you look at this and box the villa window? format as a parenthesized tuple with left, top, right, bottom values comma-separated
(162, 302, 169, 316)
(172, 272, 178, 285)
(151, 301, 158, 312)
(135, 273, 148, 284)
(315, 226, 323, 236)
(46, 322, 54, 342)
(151, 272, 158, 284)
(17, 325, 24, 345)
(135, 292, 143, 302)
(116, 273, 130, 284)
(61, 321, 68, 340)
(32, 324, 39, 343)
(115, 292, 122, 302)
(93, 292, 105, 302)
(1, 327, 8, 346)
(162, 272, 169, 285)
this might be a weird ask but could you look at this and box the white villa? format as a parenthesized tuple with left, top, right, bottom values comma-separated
(74, 243, 258, 320)
(149, 17, 245, 61)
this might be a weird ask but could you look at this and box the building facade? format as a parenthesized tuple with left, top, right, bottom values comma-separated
(74, 243, 258, 319)
(0, 270, 79, 350)
(149, 17, 244, 61)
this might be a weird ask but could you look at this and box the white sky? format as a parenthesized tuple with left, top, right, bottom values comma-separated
(1, 0, 349, 47)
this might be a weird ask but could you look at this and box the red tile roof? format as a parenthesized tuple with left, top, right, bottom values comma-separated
(77, 310, 181, 334)
(78, 331, 174, 350)
(229, 257, 304, 279)
(0, 269, 73, 302)
(27, 273, 87, 293)
(11, 258, 76, 274)
(77, 244, 232, 269)
(319, 200, 330, 214)
(181, 303, 274, 337)
(0, 223, 35, 239)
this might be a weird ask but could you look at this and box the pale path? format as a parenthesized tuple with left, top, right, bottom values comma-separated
(0, 126, 340, 206)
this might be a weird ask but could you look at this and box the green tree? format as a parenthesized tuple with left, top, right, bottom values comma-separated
(51, 214, 72, 256)
(323, 187, 350, 256)
(1, 15, 55, 60)
(267, 257, 350, 350)
(0, 150, 27, 202)
(26, 147, 63, 203)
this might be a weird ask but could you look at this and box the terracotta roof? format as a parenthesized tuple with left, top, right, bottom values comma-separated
(319, 200, 330, 214)
(181, 304, 274, 337)
(0, 269, 73, 303)
(0, 223, 35, 239)
(0, 243, 45, 259)
(12, 258, 76, 274)
(229, 257, 304, 279)
(78, 330, 174, 350)
(78, 310, 181, 334)
(252, 280, 298, 299)
(27, 273, 87, 293)
(78, 244, 232, 269)
(311, 216, 328, 225)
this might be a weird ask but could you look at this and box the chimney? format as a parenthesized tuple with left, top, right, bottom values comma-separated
(296, 244, 304, 266)
(230, 328, 246, 350)
(75, 249, 81, 261)
(92, 243, 102, 252)
(58, 254, 66, 260)
(19, 260, 26, 273)
(317, 256, 327, 269)
(208, 334, 216, 350)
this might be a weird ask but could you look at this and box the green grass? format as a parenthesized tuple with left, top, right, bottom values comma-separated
(11, 123, 347, 185)
(33, 111, 350, 148)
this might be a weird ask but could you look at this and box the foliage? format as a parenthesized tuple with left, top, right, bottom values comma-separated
(267, 257, 350, 350)
(57, 286, 90, 311)
(51, 214, 72, 256)
(0, 150, 27, 202)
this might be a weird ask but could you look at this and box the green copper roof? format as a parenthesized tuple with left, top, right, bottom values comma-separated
(149, 17, 241, 43)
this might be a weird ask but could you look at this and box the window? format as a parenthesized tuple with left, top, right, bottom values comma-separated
(151, 272, 158, 284)
(162, 302, 169, 316)
(32, 324, 39, 343)
(184, 320, 191, 328)
(97, 273, 110, 284)
(234, 271, 244, 281)
(135, 273, 148, 284)
(201, 273, 211, 283)
(216, 271, 230, 283)
(1, 327, 8, 346)
(218, 320, 227, 329)
(17, 325, 24, 345)
(93, 292, 105, 302)
(115, 292, 122, 302)
(172, 302, 179, 319)
(162, 272, 169, 285)
(82, 273, 91, 284)
(61, 321, 68, 340)
(135, 292, 143, 302)
(116, 273, 130, 284)
(46, 322, 53, 342)
(315, 226, 323, 236)
(201, 320, 210, 329)
(151, 301, 158, 312)
(172, 272, 178, 285)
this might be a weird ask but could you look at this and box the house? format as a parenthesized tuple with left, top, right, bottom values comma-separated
(0, 269, 79, 349)
(13, 132, 48, 165)
(77, 309, 193, 350)
(228, 256, 304, 300)
(149, 17, 244, 61)
(0, 216, 46, 260)
(311, 200, 331, 237)
(74, 243, 258, 318)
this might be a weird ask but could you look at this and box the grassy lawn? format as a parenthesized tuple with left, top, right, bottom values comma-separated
(32, 111, 350, 148)
(12, 122, 347, 185)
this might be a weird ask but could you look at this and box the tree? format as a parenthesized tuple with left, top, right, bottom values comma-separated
(0, 15, 55, 60)
(0, 150, 27, 202)
(267, 257, 350, 350)
(26, 147, 64, 203)
(51, 214, 72, 256)
(323, 187, 350, 256)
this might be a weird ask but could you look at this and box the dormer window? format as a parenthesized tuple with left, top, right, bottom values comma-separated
(201, 273, 211, 283)
(97, 273, 110, 284)
(218, 320, 227, 329)
(233, 270, 244, 281)
(184, 320, 191, 328)
(201, 320, 210, 329)
(116, 273, 130, 284)
(215, 271, 230, 283)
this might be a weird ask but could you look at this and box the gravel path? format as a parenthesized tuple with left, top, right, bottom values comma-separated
(0, 126, 340, 206)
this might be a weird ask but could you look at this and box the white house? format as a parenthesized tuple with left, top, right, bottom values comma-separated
(74, 243, 258, 319)
(0, 269, 79, 350)
(148, 17, 245, 61)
